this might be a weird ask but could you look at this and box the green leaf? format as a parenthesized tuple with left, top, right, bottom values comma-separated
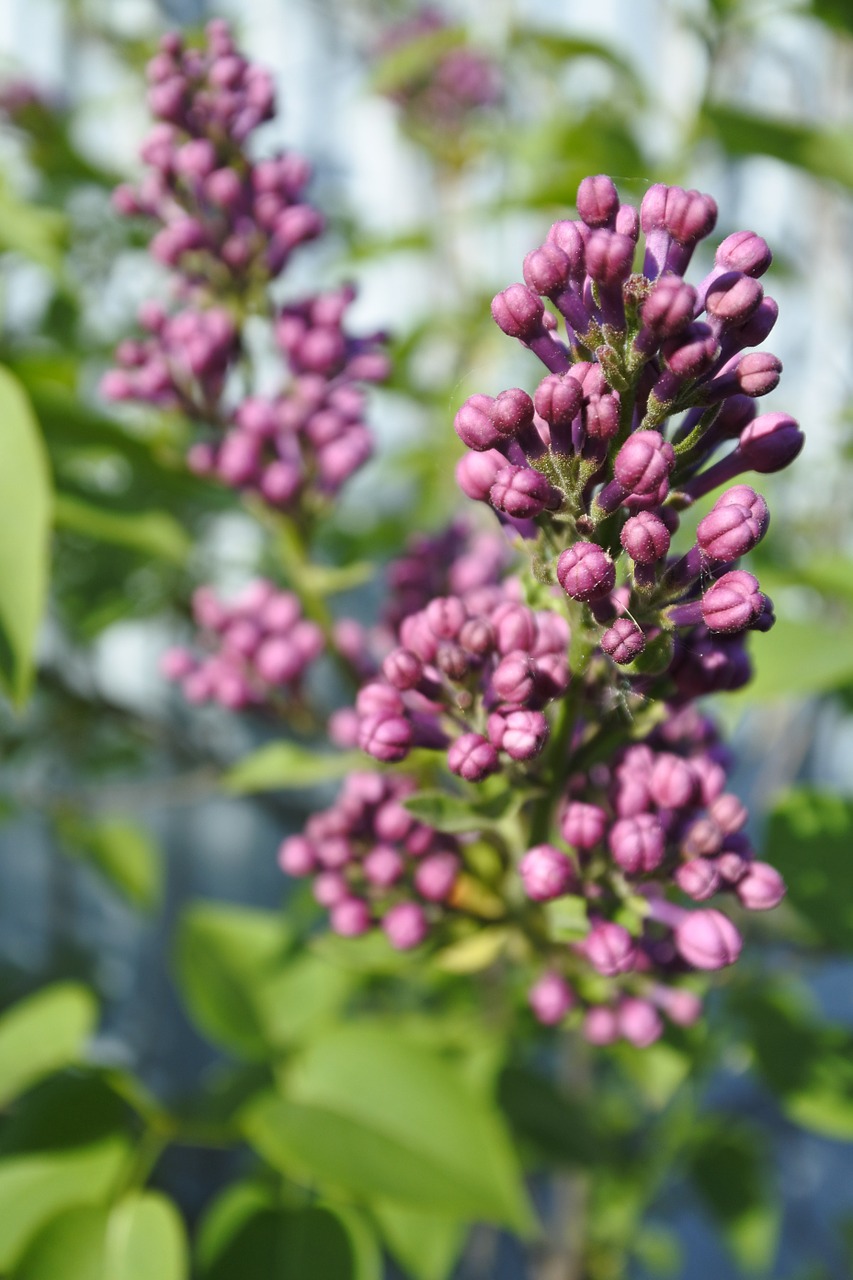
(108, 1193, 188, 1280)
(300, 561, 375, 595)
(13, 1205, 108, 1280)
(731, 619, 853, 703)
(809, 0, 853, 35)
(543, 895, 589, 942)
(258, 954, 353, 1048)
(53, 494, 190, 565)
(433, 927, 510, 974)
(0, 179, 66, 273)
(370, 27, 466, 96)
(0, 984, 97, 1108)
(174, 904, 287, 1058)
(223, 744, 367, 794)
(243, 1023, 532, 1230)
(402, 788, 511, 833)
(0, 367, 53, 705)
(689, 1123, 779, 1272)
(64, 819, 162, 910)
(373, 1202, 465, 1280)
(700, 103, 853, 189)
(765, 789, 853, 949)
(614, 1042, 692, 1110)
(497, 1065, 601, 1168)
(511, 26, 645, 100)
(198, 1193, 380, 1280)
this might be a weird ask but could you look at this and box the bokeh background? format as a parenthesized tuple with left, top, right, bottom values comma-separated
(1, 1, 853, 1277)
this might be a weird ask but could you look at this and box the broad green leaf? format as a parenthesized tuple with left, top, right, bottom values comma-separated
(175, 904, 286, 1058)
(701, 103, 853, 189)
(614, 1042, 692, 1110)
(374, 1202, 465, 1280)
(53, 495, 190, 565)
(765, 789, 853, 949)
(300, 561, 375, 595)
(497, 1065, 601, 1168)
(433, 927, 510, 973)
(0, 367, 53, 704)
(108, 1193, 188, 1280)
(310, 930, 420, 974)
(64, 819, 162, 910)
(0, 984, 97, 1108)
(224, 744, 366, 794)
(402, 789, 508, 833)
(258, 953, 353, 1047)
(13, 1205, 107, 1280)
(689, 1123, 779, 1272)
(0, 179, 66, 273)
(731, 619, 853, 703)
(243, 1023, 532, 1229)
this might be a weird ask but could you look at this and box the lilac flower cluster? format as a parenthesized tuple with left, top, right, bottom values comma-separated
(376, 7, 501, 132)
(161, 579, 324, 710)
(278, 772, 462, 947)
(103, 21, 389, 513)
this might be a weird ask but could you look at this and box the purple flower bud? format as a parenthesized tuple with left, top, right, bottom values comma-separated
(675, 907, 742, 969)
(358, 712, 413, 762)
(701, 570, 765, 634)
(709, 792, 748, 834)
(618, 997, 664, 1048)
(448, 732, 499, 781)
(640, 277, 697, 337)
(529, 971, 575, 1025)
(601, 617, 645, 664)
(415, 852, 460, 902)
(492, 650, 537, 704)
(585, 921, 637, 976)
(492, 602, 537, 654)
(608, 814, 665, 873)
(459, 617, 496, 657)
(533, 373, 583, 433)
(577, 174, 619, 228)
(682, 817, 723, 859)
(735, 861, 786, 910)
(661, 323, 719, 378)
(425, 596, 467, 639)
(614, 431, 675, 496)
(363, 845, 405, 888)
(357, 683, 404, 718)
(621, 511, 671, 564)
(490, 465, 562, 518)
(278, 835, 317, 877)
(733, 352, 782, 398)
(454, 394, 502, 450)
(314, 871, 349, 907)
(650, 752, 697, 808)
(560, 801, 607, 849)
(382, 647, 424, 690)
(519, 844, 574, 902)
(697, 486, 769, 561)
(492, 388, 536, 439)
(716, 230, 772, 277)
(705, 271, 763, 327)
(675, 858, 721, 901)
(331, 897, 371, 937)
(491, 284, 545, 339)
(383, 902, 428, 950)
(557, 542, 616, 602)
(252, 637, 300, 684)
(523, 243, 574, 295)
(738, 412, 804, 473)
(583, 1005, 620, 1045)
(584, 230, 635, 287)
(456, 449, 506, 501)
(495, 709, 549, 760)
(615, 204, 640, 241)
(655, 986, 703, 1026)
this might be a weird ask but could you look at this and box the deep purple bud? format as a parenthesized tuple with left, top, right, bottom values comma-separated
(621, 511, 671, 564)
(675, 908, 742, 969)
(665, 187, 718, 245)
(492, 602, 537, 654)
(456, 449, 506, 501)
(618, 997, 664, 1047)
(615, 204, 640, 241)
(577, 175, 620, 228)
(492, 388, 536, 438)
(519, 844, 574, 902)
(523, 243, 573, 295)
(735, 861, 786, 910)
(529, 971, 575, 1025)
(701, 570, 765, 634)
(459, 617, 495, 657)
(415, 852, 460, 902)
(383, 902, 428, 950)
(608, 814, 665, 873)
(491, 284, 545, 338)
(601, 618, 645, 664)
(716, 230, 772, 277)
(448, 732, 499, 781)
(497, 709, 549, 760)
(490, 465, 562, 518)
(585, 921, 637, 976)
(697, 485, 769, 561)
(382, 647, 424, 690)
(705, 272, 764, 327)
(675, 858, 721, 901)
(614, 431, 675, 497)
(557, 543, 616, 602)
(739, 413, 804, 472)
(278, 835, 317, 877)
(455, 394, 502, 450)
(534, 374, 583, 431)
(331, 898, 371, 937)
(640, 277, 697, 337)
(661, 323, 719, 378)
(560, 801, 607, 849)
(734, 352, 782, 398)
(584, 230, 635, 287)
(358, 712, 413, 762)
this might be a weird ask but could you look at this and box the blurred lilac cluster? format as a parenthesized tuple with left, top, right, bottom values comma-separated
(161, 579, 324, 710)
(278, 772, 462, 947)
(103, 20, 389, 513)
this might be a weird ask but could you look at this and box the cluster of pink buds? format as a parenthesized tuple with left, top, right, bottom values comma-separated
(278, 773, 462, 947)
(103, 20, 389, 514)
(161, 579, 324, 711)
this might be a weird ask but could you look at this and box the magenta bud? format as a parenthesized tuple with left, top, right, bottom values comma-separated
(490, 464, 561, 518)
(519, 844, 574, 902)
(732, 351, 782, 398)
(661, 323, 719, 378)
(331, 897, 371, 937)
(492, 602, 537, 654)
(614, 431, 675, 496)
(560, 801, 607, 849)
(491, 284, 545, 339)
(454, 394, 501, 450)
(675, 907, 742, 969)
(523, 243, 573, 295)
(415, 851, 460, 902)
(584, 230, 635, 288)
(459, 617, 496, 657)
(534, 373, 583, 429)
(358, 712, 413, 762)
(278, 835, 317, 877)
(448, 732, 499, 781)
(160, 647, 195, 681)
(583, 1005, 620, 1045)
(701, 570, 765, 634)
(425, 596, 467, 639)
(492, 387, 536, 437)
(492, 650, 537, 704)
(383, 902, 428, 950)
(576, 174, 619, 228)
(608, 814, 665, 874)
(363, 845, 405, 888)
(739, 412, 804, 473)
(547, 219, 587, 272)
(675, 858, 721, 901)
(656, 986, 703, 1026)
(456, 449, 506, 501)
(705, 271, 763, 327)
(666, 187, 718, 245)
(314, 871, 349, 908)
(697, 486, 769, 561)
(618, 997, 664, 1048)
(620, 511, 671, 564)
(681, 817, 723, 859)
(557, 542, 616, 602)
(640, 277, 697, 337)
(709, 792, 748, 834)
(615, 204, 640, 241)
(585, 921, 637, 976)
(356, 683, 404, 718)
(735, 861, 786, 911)
(650, 752, 698, 808)
(529, 971, 575, 1025)
(498, 709, 549, 760)
(716, 230, 772, 277)
(601, 618, 645, 664)
(382, 647, 424, 690)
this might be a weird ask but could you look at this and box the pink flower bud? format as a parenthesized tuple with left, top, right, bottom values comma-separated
(519, 844, 574, 902)
(557, 542, 616, 602)
(601, 618, 645, 665)
(585, 921, 637, 976)
(675, 908, 742, 969)
(448, 732, 499, 781)
(560, 801, 607, 849)
(383, 902, 428, 950)
(617, 997, 664, 1048)
(331, 897, 371, 937)
(735, 861, 786, 911)
(529, 971, 575, 1025)
(608, 814, 665, 873)
(415, 852, 460, 902)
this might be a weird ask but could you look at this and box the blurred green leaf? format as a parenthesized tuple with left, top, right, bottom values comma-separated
(808, 0, 853, 36)
(689, 1122, 779, 1272)
(108, 1193, 188, 1280)
(243, 1023, 532, 1229)
(433, 927, 510, 974)
(732, 619, 853, 703)
(765, 789, 853, 949)
(223, 744, 366, 794)
(701, 104, 853, 188)
(13, 1205, 107, 1280)
(53, 495, 190, 565)
(544, 895, 589, 942)
(300, 561, 375, 595)
(373, 1202, 464, 1280)
(614, 1042, 692, 1110)
(512, 26, 645, 100)
(498, 1065, 602, 1168)
(63, 818, 162, 910)
(175, 904, 286, 1059)
(0, 367, 53, 705)
(370, 27, 466, 96)
(0, 179, 67, 273)
(259, 953, 353, 1048)
(0, 984, 97, 1108)
(403, 788, 512, 833)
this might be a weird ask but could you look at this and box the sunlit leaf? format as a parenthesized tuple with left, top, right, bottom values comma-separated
(0, 985, 97, 1109)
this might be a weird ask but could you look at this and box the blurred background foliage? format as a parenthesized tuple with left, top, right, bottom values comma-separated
(0, 0, 853, 1277)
